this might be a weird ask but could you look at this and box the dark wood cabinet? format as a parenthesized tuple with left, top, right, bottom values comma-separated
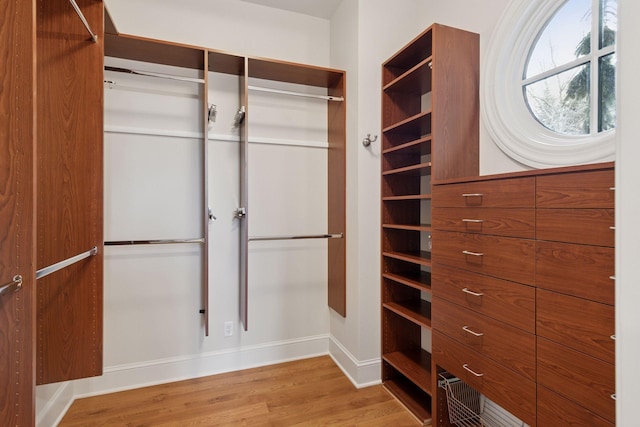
(537, 289, 615, 364)
(538, 337, 615, 423)
(36, 0, 104, 385)
(534, 166, 616, 426)
(432, 298, 535, 381)
(380, 23, 479, 423)
(537, 386, 614, 427)
(0, 0, 36, 424)
(432, 232, 536, 284)
(1, 0, 104, 421)
(433, 331, 537, 426)
(536, 240, 614, 304)
(432, 265, 535, 333)
(431, 162, 615, 427)
(431, 207, 535, 238)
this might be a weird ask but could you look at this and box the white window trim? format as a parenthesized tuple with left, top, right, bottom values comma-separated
(482, 0, 615, 168)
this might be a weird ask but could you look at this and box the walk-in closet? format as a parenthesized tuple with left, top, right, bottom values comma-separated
(1, 0, 637, 426)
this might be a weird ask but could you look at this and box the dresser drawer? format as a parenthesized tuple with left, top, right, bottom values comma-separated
(537, 208, 615, 246)
(432, 177, 535, 208)
(537, 289, 615, 364)
(433, 331, 537, 426)
(432, 207, 534, 238)
(433, 298, 535, 381)
(536, 241, 615, 304)
(432, 231, 535, 285)
(537, 169, 615, 208)
(432, 265, 535, 333)
(538, 386, 614, 427)
(537, 337, 615, 424)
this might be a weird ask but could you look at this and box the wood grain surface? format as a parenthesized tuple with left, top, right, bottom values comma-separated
(60, 356, 421, 426)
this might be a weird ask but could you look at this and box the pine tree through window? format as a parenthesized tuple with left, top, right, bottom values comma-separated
(523, 0, 617, 135)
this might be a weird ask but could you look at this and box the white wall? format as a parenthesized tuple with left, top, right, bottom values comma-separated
(99, 6, 332, 367)
(329, 0, 426, 386)
(616, 1, 639, 425)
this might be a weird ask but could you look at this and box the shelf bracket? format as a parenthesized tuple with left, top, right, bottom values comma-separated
(68, 0, 98, 42)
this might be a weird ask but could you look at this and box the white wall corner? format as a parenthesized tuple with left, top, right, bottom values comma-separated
(329, 335, 381, 388)
(35, 382, 75, 427)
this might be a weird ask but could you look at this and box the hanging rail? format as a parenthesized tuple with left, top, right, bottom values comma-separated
(105, 66, 205, 84)
(248, 85, 344, 102)
(248, 233, 343, 242)
(69, 0, 98, 43)
(0, 275, 23, 297)
(104, 238, 205, 246)
(36, 247, 98, 280)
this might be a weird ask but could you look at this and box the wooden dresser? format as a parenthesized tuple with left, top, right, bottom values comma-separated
(431, 162, 615, 426)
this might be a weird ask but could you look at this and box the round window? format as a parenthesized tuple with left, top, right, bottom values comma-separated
(482, 0, 617, 168)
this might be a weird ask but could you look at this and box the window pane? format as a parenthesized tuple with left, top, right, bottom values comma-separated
(600, 0, 617, 48)
(525, 63, 590, 135)
(599, 53, 616, 131)
(526, 0, 591, 79)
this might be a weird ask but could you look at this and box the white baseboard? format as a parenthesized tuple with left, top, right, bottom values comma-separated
(328, 336, 381, 388)
(36, 382, 74, 427)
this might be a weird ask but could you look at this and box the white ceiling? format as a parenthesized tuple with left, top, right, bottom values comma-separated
(238, 0, 344, 19)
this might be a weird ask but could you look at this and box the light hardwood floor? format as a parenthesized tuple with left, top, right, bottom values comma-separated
(59, 356, 421, 426)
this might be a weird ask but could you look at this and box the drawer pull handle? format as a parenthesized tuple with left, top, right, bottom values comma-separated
(462, 193, 483, 198)
(462, 364, 484, 377)
(611, 335, 616, 340)
(611, 394, 617, 400)
(462, 288, 483, 297)
(610, 226, 616, 230)
(462, 250, 483, 257)
(610, 187, 616, 191)
(610, 276, 616, 280)
(462, 325, 484, 337)
(462, 219, 485, 223)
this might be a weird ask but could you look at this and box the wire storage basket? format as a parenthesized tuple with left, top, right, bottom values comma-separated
(438, 374, 526, 427)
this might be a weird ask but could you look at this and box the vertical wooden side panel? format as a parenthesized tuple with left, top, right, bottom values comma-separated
(0, 0, 36, 424)
(202, 51, 210, 336)
(431, 24, 479, 182)
(239, 58, 249, 330)
(36, 0, 104, 384)
(328, 74, 346, 316)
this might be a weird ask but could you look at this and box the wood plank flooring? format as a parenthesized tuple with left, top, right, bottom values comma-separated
(59, 356, 421, 426)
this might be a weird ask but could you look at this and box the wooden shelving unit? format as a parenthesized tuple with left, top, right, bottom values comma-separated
(380, 23, 479, 424)
(103, 14, 347, 332)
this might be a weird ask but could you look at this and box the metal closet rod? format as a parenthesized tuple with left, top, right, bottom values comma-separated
(36, 246, 98, 280)
(248, 85, 344, 102)
(69, 0, 98, 42)
(104, 238, 205, 246)
(248, 233, 343, 242)
(105, 66, 205, 84)
(0, 275, 23, 297)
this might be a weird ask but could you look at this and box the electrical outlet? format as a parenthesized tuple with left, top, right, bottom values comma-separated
(224, 321, 233, 337)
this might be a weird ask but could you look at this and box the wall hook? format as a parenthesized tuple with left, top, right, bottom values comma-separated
(208, 104, 217, 123)
(362, 134, 378, 147)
